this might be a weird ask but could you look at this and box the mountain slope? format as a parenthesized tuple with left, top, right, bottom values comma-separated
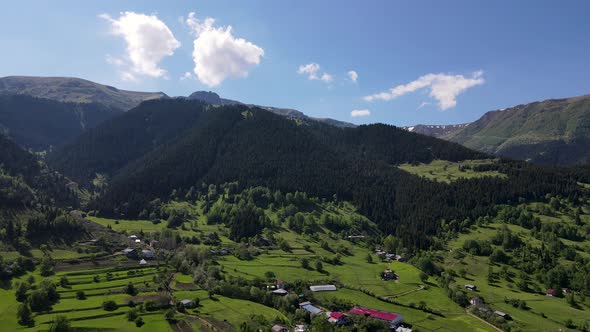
(0, 94, 122, 150)
(447, 94, 590, 165)
(403, 123, 469, 139)
(46, 99, 209, 185)
(188, 90, 355, 128)
(0, 134, 76, 210)
(0, 76, 167, 111)
(48, 99, 584, 250)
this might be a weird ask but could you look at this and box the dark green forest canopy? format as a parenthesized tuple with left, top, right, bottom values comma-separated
(43, 99, 585, 249)
(0, 94, 121, 150)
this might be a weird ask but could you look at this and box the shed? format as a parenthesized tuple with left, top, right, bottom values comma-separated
(470, 297, 483, 306)
(180, 299, 195, 308)
(271, 325, 289, 332)
(272, 288, 288, 296)
(464, 284, 477, 291)
(299, 301, 322, 315)
(142, 249, 155, 259)
(494, 311, 511, 320)
(309, 284, 337, 292)
(139, 259, 147, 265)
(123, 248, 138, 257)
(294, 325, 308, 332)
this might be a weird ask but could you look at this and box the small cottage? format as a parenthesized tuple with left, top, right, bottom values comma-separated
(464, 284, 477, 291)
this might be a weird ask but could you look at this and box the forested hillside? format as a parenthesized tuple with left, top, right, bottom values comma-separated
(0, 94, 121, 150)
(46, 99, 588, 250)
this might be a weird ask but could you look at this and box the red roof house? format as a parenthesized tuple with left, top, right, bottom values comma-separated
(348, 306, 403, 327)
(546, 289, 556, 296)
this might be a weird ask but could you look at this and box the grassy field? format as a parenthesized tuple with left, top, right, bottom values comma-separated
(398, 159, 507, 183)
(75, 198, 501, 331)
(440, 202, 590, 331)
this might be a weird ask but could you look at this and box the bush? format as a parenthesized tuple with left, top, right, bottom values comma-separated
(126, 309, 139, 321)
(135, 317, 145, 327)
(76, 291, 86, 300)
(49, 315, 70, 332)
(102, 300, 118, 311)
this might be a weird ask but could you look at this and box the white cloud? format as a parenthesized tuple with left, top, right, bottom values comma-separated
(363, 71, 484, 110)
(297, 62, 333, 83)
(100, 12, 181, 79)
(351, 109, 371, 117)
(348, 70, 358, 83)
(180, 71, 194, 81)
(321, 73, 333, 82)
(297, 63, 321, 80)
(185, 12, 264, 87)
(417, 101, 431, 109)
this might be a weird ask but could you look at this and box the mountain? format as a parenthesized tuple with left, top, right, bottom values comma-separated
(188, 90, 355, 128)
(403, 123, 469, 139)
(46, 99, 208, 185)
(0, 134, 76, 210)
(48, 99, 584, 249)
(0, 94, 122, 150)
(447, 94, 590, 165)
(0, 76, 167, 111)
(188, 91, 241, 105)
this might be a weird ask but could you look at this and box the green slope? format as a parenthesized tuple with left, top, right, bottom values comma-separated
(448, 94, 590, 165)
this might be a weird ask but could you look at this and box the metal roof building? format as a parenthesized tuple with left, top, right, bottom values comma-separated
(309, 284, 337, 292)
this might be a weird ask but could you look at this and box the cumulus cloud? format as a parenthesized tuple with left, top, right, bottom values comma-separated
(351, 109, 371, 117)
(363, 71, 484, 110)
(185, 12, 264, 87)
(180, 71, 194, 81)
(348, 70, 358, 83)
(100, 12, 181, 79)
(297, 62, 333, 83)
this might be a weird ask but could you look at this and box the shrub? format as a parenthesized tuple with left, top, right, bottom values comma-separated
(102, 300, 118, 311)
(126, 309, 139, 321)
(135, 317, 145, 327)
(76, 291, 86, 300)
(49, 315, 70, 332)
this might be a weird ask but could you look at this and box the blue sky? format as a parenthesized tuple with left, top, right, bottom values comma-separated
(1, 0, 589, 126)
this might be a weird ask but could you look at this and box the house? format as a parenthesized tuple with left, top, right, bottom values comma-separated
(294, 325, 308, 332)
(470, 297, 483, 306)
(277, 280, 284, 289)
(348, 306, 403, 328)
(219, 248, 229, 255)
(395, 255, 407, 262)
(562, 288, 571, 294)
(142, 249, 155, 259)
(272, 288, 288, 296)
(546, 288, 556, 297)
(396, 327, 413, 332)
(327, 312, 348, 325)
(299, 302, 322, 315)
(464, 284, 477, 291)
(309, 284, 337, 292)
(139, 259, 147, 265)
(494, 311, 511, 320)
(135, 239, 141, 244)
(128, 235, 138, 239)
(271, 325, 289, 332)
(180, 299, 195, 308)
(381, 269, 397, 281)
(123, 248, 138, 258)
